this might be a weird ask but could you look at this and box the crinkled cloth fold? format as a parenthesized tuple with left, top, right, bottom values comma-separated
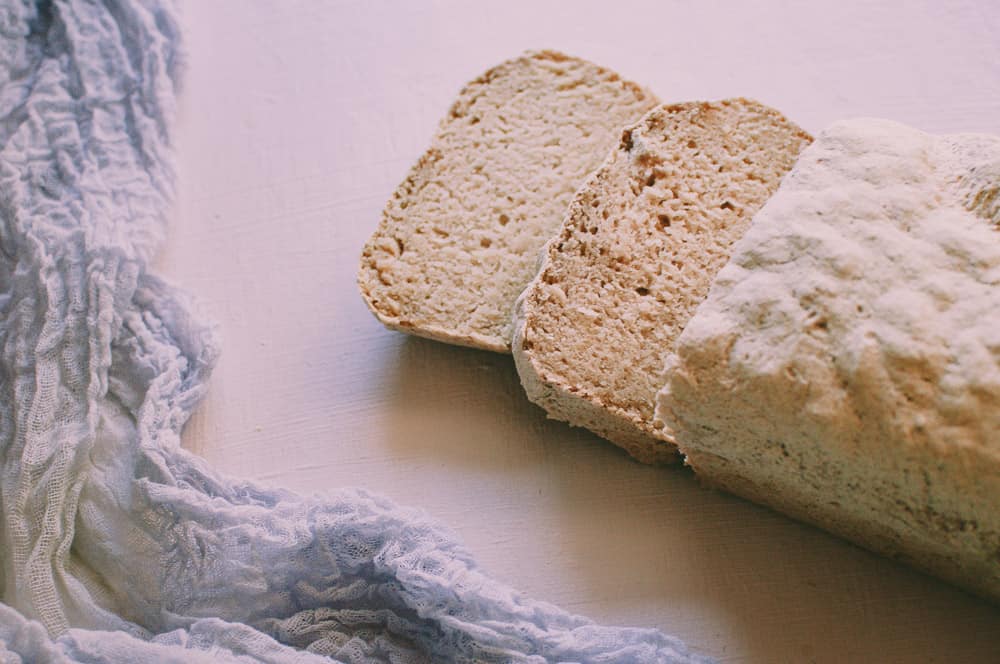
(0, 1, 712, 661)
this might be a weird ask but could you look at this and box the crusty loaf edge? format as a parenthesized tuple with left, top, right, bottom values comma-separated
(656, 120, 1000, 604)
(684, 447, 1000, 605)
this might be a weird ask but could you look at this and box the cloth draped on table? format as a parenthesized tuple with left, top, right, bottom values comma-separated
(0, 1, 710, 662)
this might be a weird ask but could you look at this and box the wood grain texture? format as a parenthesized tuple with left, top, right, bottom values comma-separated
(161, 1, 1000, 662)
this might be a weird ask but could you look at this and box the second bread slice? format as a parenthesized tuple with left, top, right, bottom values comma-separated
(511, 99, 812, 463)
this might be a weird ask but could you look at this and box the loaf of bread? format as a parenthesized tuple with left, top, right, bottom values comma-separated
(358, 51, 659, 352)
(511, 100, 811, 463)
(656, 118, 1000, 601)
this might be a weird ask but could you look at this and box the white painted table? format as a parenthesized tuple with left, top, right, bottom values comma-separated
(162, 2, 1000, 661)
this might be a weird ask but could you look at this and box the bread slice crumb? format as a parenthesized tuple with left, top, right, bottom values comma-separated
(512, 99, 812, 463)
(358, 50, 659, 352)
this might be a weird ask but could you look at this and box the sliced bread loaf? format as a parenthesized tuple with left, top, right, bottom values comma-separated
(359, 51, 659, 352)
(511, 99, 812, 463)
(656, 119, 1000, 602)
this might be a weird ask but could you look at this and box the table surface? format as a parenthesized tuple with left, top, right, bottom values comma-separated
(162, 2, 1000, 662)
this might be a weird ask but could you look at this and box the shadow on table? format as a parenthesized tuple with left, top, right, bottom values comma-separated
(379, 335, 1000, 664)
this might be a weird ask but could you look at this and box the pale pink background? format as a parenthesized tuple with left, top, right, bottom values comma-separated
(161, 2, 1000, 662)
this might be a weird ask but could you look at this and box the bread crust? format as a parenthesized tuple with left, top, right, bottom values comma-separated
(657, 119, 1000, 602)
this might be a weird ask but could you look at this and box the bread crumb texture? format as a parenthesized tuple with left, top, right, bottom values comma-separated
(358, 50, 658, 352)
(657, 118, 1000, 601)
(513, 99, 811, 463)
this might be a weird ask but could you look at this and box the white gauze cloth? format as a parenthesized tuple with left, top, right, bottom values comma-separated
(0, 1, 713, 662)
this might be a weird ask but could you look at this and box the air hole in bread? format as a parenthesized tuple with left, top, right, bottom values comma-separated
(622, 130, 634, 152)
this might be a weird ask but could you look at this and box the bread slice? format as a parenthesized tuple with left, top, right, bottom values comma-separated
(359, 51, 659, 352)
(511, 99, 812, 464)
(656, 119, 1000, 602)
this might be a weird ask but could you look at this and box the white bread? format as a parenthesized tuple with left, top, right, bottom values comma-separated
(656, 118, 1000, 602)
(512, 100, 811, 463)
(359, 51, 658, 352)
